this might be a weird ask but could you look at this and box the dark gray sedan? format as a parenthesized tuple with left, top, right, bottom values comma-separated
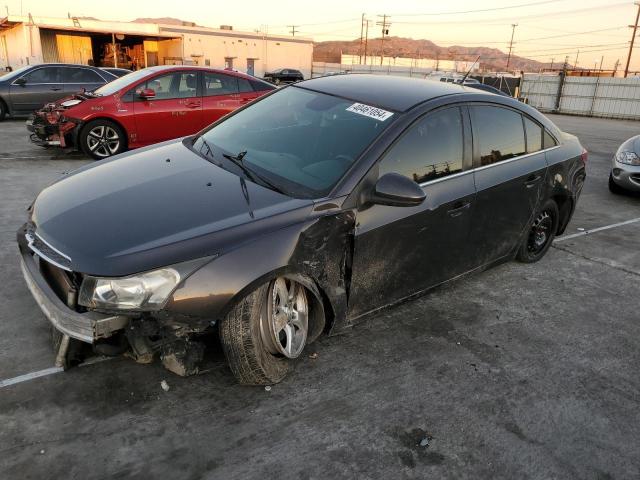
(0, 64, 116, 121)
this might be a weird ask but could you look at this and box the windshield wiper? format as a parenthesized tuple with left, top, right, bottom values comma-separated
(222, 151, 286, 195)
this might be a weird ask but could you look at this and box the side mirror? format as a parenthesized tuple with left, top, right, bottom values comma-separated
(138, 88, 156, 100)
(369, 173, 426, 207)
(15, 77, 27, 86)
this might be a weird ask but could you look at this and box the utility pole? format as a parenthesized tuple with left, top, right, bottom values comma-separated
(599, 55, 604, 71)
(506, 23, 517, 70)
(574, 49, 580, 69)
(624, 1, 640, 77)
(288, 25, 299, 37)
(550, 58, 554, 70)
(359, 13, 365, 64)
(363, 19, 369, 65)
(613, 58, 620, 77)
(376, 14, 391, 66)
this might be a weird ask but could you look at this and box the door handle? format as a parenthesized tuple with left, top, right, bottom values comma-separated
(50, 87, 62, 91)
(185, 102, 201, 108)
(447, 201, 471, 217)
(524, 175, 542, 188)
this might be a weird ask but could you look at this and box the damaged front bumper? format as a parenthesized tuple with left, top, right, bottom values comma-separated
(19, 246, 129, 344)
(26, 112, 80, 149)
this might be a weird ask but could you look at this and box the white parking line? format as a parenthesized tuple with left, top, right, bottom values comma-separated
(0, 356, 113, 389)
(554, 217, 640, 243)
(0, 366, 63, 388)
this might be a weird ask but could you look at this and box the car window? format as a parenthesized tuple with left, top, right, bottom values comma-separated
(93, 68, 149, 96)
(63, 67, 104, 84)
(204, 72, 239, 96)
(379, 107, 464, 183)
(238, 77, 253, 93)
(544, 130, 558, 148)
(20, 67, 61, 84)
(249, 79, 275, 92)
(471, 105, 526, 166)
(141, 72, 197, 100)
(523, 116, 543, 153)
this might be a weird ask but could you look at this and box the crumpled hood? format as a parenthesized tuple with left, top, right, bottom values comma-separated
(32, 140, 313, 276)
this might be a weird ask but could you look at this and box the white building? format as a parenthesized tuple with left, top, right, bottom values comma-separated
(0, 15, 313, 78)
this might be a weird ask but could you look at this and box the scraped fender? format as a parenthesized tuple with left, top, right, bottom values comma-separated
(163, 210, 356, 336)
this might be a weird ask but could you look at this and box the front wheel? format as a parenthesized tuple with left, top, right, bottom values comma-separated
(219, 277, 310, 385)
(80, 119, 126, 160)
(516, 199, 559, 263)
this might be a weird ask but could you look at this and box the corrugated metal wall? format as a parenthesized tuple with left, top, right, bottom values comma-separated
(40, 29, 59, 63)
(521, 73, 640, 120)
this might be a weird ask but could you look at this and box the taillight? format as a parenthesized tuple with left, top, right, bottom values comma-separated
(580, 148, 588, 165)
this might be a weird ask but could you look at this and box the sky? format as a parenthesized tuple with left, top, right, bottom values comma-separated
(4, 0, 639, 70)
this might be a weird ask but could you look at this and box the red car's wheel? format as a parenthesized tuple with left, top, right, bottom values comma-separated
(80, 119, 126, 160)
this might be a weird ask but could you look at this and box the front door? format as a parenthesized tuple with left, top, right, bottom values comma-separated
(348, 106, 476, 318)
(133, 70, 202, 145)
(468, 104, 547, 266)
(9, 66, 64, 113)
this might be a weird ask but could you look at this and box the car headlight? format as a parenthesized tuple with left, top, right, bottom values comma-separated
(615, 151, 640, 165)
(78, 257, 214, 311)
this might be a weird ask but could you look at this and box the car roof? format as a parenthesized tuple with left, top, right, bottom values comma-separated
(296, 74, 470, 112)
(143, 64, 257, 80)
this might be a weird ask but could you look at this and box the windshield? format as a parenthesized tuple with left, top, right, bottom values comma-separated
(192, 86, 393, 198)
(0, 65, 31, 81)
(93, 69, 150, 96)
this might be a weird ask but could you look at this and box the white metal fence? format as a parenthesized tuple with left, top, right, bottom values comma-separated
(521, 73, 640, 120)
(311, 62, 435, 79)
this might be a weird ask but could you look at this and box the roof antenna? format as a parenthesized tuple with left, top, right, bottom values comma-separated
(460, 55, 480, 83)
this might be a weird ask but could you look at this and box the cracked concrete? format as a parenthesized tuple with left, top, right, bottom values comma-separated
(0, 113, 639, 479)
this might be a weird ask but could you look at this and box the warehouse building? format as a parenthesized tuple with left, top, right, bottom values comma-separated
(0, 15, 313, 78)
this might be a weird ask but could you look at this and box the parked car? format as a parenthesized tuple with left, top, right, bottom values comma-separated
(99, 67, 132, 78)
(17, 75, 586, 384)
(609, 135, 640, 193)
(264, 68, 304, 85)
(0, 63, 117, 121)
(27, 65, 276, 159)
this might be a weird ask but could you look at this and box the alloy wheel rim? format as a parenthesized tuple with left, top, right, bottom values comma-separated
(261, 278, 308, 359)
(527, 211, 553, 255)
(86, 125, 120, 157)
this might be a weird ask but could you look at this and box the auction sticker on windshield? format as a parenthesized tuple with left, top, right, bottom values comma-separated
(346, 103, 394, 121)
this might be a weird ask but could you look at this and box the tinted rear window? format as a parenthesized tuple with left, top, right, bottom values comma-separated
(524, 116, 543, 153)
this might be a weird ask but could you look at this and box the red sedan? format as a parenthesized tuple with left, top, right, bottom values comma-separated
(27, 65, 275, 159)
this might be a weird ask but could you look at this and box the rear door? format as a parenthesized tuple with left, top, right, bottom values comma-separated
(201, 71, 242, 126)
(133, 70, 202, 145)
(468, 104, 547, 266)
(62, 67, 107, 95)
(348, 106, 476, 318)
(9, 66, 64, 113)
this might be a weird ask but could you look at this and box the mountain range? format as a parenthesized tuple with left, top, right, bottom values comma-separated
(313, 36, 549, 72)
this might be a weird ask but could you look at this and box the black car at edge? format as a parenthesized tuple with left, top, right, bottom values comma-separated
(17, 74, 587, 384)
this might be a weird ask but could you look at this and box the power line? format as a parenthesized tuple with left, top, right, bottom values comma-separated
(390, 0, 571, 17)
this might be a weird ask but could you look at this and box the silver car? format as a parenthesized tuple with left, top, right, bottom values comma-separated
(610, 135, 640, 193)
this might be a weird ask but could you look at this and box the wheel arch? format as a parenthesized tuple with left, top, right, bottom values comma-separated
(549, 192, 574, 235)
(79, 116, 130, 150)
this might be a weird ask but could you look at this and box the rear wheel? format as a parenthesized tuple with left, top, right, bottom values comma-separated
(219, 277, 310, 385)
(0, 99, 7, 121)
(80, 119, 126, 160)
(608, 173, 626, 194)
(516, 199, 559, 263)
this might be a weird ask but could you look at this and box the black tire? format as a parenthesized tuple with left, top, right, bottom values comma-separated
(608, 173, 626, 195)
(79, 119, 126, 160)
(0, 99, 7, 121)
(516, 199, 560, 263)
(220, 278, 311, 385)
